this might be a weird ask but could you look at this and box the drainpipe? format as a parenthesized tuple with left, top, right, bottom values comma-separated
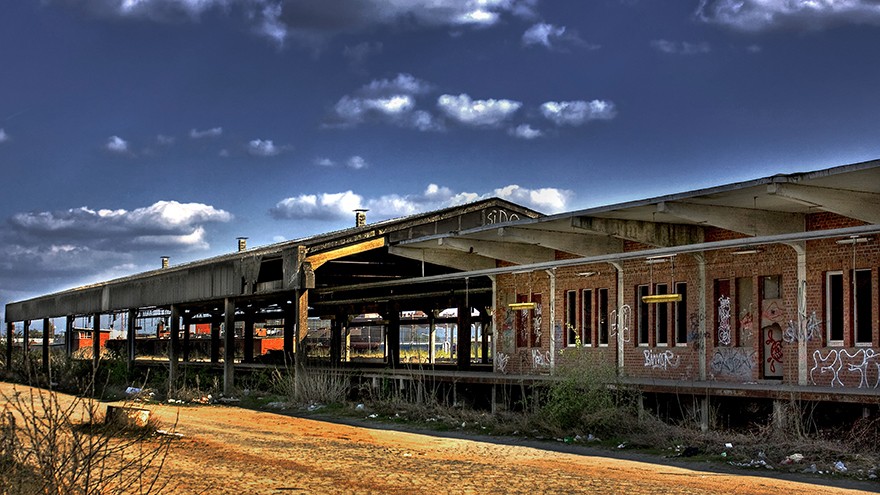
(545, 269, 556, 371)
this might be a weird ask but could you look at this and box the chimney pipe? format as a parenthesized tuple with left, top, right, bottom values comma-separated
(354, 209, 368, 227)
(237, 237, 248, 252)
(161, 256, 170, 269)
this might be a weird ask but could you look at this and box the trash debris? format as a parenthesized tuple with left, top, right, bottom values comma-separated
(264, 401, 287, 409)
(368, 413, 378, 419)
(672, 446, 700, 458)
(125, 387, 143, 395)
(617, 443, 627, 449)
(355, 403, 365, 411)
(729, 459, 772, 469)
(781, 453, 804, 465)
(217, 397, 240, 404)
(724, 442, 733, 449)
(833, 461, 848, 473)
(307, 404, 324, 412)
(461, 422, 466, 428)
(586, 434, 599, 442)
(156, 429, 184, 438)
(803, 464, 818, 474)
(167, 398, 185, 404)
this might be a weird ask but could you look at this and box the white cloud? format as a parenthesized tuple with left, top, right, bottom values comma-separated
(270, 182, 573, 222)
(189, 127, 223, 138)
(157, 134, 175, 145)
(105, 135, 130, 153)
(437, 93, 521, 127)
(696, 0, 880, 31)
(540, 100, 616, 126)
(314, 157, 336, 167)
(0, 128, 8, 143)
(327, 73, 439, 130)
(248, 138, 289, 157)
(346, 156, 368, 169)
(650, 39, 711, 55)
(522, 22, 566, 48)
(509, 124, 543, 139)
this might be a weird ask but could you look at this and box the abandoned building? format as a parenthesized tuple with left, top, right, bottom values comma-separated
(4, 158, 880, 429)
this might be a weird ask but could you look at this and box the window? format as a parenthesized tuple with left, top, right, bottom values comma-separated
(582, 289, 593, 346)
(675, 282, 687, 345)
(655, 284, 668, 346)
(515, 294, 530, 348)
(826, 272, 844, 345)
(854, 269, 873, 345)
(637, 285, 649, 345)
(598, 288, 609, 346)
(736, 277, 754, 347)
(565, 290, 578, 346)
(715, 279, 731, 346)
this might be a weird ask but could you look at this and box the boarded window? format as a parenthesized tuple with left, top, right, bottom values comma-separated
(675, 282, 687, 345)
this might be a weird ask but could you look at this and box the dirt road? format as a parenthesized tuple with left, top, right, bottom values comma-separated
(2, 383, 876, 494)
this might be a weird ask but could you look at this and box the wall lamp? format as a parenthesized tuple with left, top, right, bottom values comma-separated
(509, 302, 537, 310)
(732, 248, 763, 255)
(836, 236, 872, 245)
(641, 294, 683, 304)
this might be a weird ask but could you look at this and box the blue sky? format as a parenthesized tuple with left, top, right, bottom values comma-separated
(2, 0, 880, 313)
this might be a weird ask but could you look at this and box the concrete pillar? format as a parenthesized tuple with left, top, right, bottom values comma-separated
(786, 242, 808, 385)
(329, 315, 342, 365)
(169, 305, 180, 385)
(428, 311, 436, 365)
(6, 321, 13, 372)
(457, 303, 471, 369)
(92, 314, 101, 372)
(773, 399, 788, 430)
(65, 315, 75, 357)
(223, 298, 236, 395)
(488, 275, 497, 372)
(210, 316, 221, 364)
(546, 269, 556, 370)
(693, 254, 707, 381)
(699, 396, 710, 433)
(243, 310, 255, 364)
(387, 307, 401, 368)
(42, 317, 51, 375)
(610, 262, 625, 374)
(126, 309, 137, 369)
(480, 310, 491, 365)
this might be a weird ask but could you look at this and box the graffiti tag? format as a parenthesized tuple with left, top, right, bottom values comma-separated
(644, 349, 680, 371)
(810, 348, 880, 389)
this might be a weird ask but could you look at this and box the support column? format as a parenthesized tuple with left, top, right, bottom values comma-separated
(243, 309, 255, 364)
(428, 310, 436, 365)
(92, 314, 101, 372)
(787, 242, 808, 385)
(344, 318, 351, 363)
(223, 298, 236, 395)
(773, 399, 788, 430)
(457, 302, 471, 369)
(610, 262, 625, 373)
(488, 275, 497, 371)
(169, 305, 180, 386)
(126, 309, 137, 369)
(545, 269, 557, 371)
(693, 254, 707, 381)
(283, 301, 295, 357)
(6, 321, 13, 372)
(387, 306, 401, 368)
(22, 320, 30, 372)
(480, 309, 491, 365)
(699, 396, 710, 433)
(42, 317, 51, 375)
(65, 315, 75, 357)
(329, 315, 342, 365)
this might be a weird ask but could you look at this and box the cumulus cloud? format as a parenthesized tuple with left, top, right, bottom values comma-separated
(650, 39, 711, 55)
(270, 182, 573, 222)
(540, 100, 616, 126)
(437, 93, 522, 127)
(314, 157, 336, 167)
(9, 200, 232, 250)
(247, 138, 289, 157)
(69, 0, 538, 46)
(156, 134, 175, 145)
(189, 127, 223, 139)
(326, 73, 440, 130)
(0, 128, 9, 143)
(695, 0, 880, 31)
(521, 22, 596, 50)
(509, 124, 543, 140)
(346, 155, 368, 169)
(105, 135, 130, 153)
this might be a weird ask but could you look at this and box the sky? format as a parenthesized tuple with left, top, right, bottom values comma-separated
(2, 0, 880, 316)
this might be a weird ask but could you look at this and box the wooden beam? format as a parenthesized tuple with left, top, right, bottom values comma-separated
(306, 238, 386, 270)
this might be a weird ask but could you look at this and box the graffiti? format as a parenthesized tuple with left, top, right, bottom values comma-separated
(738, 306, 754, 345)
(533, 302, 543, 346)
(710, 347, 756, 380)
(764, 324, 784, 374)
(783, 311, 821, 343)
(610, 304, 632, 343)
(644, 349, 680, 371)
(717, 295, 732, 346)
(687, 312, 707, 350)
(495, 352, 510, 374)
(487, 209, 520, 224)
(810, 349, 880, 389)
(532, 349, 551, 368)
(762, 300, 786, 324)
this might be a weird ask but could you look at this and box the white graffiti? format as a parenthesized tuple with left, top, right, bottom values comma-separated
(495, 352, 510, 374)
(487, 209, 520, 224)
(532, 349, 551, 368)
(644, 349, 680, 371)
(810, 348, 880, 388)
(784, 311, 820, 343)
(610, 304, 632, 343)
(717, 295, 731, 346)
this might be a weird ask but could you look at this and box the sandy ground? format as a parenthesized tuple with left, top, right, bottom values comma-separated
(2, 383, 877, 495)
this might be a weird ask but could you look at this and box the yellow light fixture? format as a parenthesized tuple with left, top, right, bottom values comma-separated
(641, 294, 683, 304)
(509, 302, 537, 310)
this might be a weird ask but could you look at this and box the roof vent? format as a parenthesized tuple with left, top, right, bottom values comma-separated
(161, 256, 170, 269)
(354, 209, 368, 227)
(237, 237, 248, 252)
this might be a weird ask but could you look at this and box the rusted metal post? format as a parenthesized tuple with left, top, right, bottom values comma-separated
(42, 317, 51, 375)
(243, 310, 254, 364)
(126, 309, 137, 369)
(223, 298, 235, 395)
(169, 305, 180, 386)
(92, 313, 101, 372)
(6, 321, 13, 372)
